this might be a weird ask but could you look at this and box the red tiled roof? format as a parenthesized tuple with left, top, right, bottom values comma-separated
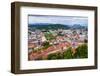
(28, 43, 35, 48)
(28, 42, 72, 60)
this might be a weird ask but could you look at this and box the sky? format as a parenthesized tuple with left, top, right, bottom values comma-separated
(28, 15, 88, 26)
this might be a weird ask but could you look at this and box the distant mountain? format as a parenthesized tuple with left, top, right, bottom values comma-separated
(28, 23, 87, 30)
(29, 23, 51, 26)
(71, 24, 87, 29)
(29, 23, 70, 30)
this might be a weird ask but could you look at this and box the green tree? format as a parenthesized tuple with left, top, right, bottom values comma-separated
(42, 41, 51, 49)
(47, 53, 57, 60)
(63, 47, 73, 59)
(74, 44, 88, 58)
(47, 52, 63, 60)
(47, 44, 88, 60)
(42, 41, 49, 46)
(55, 52, 63, 59)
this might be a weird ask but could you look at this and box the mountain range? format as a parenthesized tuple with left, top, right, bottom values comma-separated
(28, 23, 87, 30)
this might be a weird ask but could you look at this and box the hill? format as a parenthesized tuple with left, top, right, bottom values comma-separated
(28, 23, 87, 30)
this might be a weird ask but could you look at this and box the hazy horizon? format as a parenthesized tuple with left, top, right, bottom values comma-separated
(28, 15, 88, 26)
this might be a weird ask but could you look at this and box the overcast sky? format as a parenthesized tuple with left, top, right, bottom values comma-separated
(28, 15, 88, 26)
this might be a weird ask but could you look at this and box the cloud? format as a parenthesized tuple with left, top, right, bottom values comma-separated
(28, 15, 88, 26)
